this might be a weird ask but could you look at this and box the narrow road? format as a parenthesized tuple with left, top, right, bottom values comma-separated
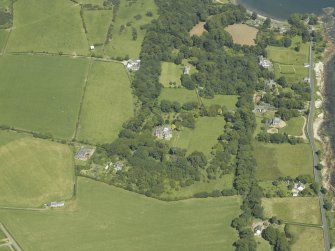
(306, 39, 330, 251)
(0, 223, 22, 251)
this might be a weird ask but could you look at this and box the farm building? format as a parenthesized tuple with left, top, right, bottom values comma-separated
(75, 147, 95, 161)
(259, 56, 273, 69)
(253, 225, 263, 236)
(183, 66, 191, 75)
(292, 182, 305, 197)
(266, 117, 284, 127)
(47, 201, 65, 208)
(113, 162, 124, 171)
(154, 125, 172, 140)
(126, 59, 141, 71)
(90, 45, 95, 50)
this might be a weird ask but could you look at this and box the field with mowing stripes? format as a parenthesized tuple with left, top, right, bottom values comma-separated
(0, 131, 74, 208)
(0, 55, 89, 139)
(77, 61, 133, 144)
(6, 0, 88, 55)
(0, 178, 241, 251)
(159, 62, 183, 87)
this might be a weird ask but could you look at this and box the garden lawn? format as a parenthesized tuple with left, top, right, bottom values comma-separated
(171, 117, 225, 156)
(6, 0, 88, 55)
(253, 141, 313, 181)
(0, 131, 74, 208)
(159, 62, 183, 87)
(0, 178, 241, 251)
(77, 61, 133, 144)
(289, 225, 324, 251)
(279, 116, 305, 136)
(104, 0, 157, 58)
(0, 55, 89, 139)
(160, 88, 237, 110)
(262, 197, 321, 225)
(83, 10, 112, 45)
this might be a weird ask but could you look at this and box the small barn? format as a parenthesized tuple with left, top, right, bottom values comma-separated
(47, 201, 65, 208)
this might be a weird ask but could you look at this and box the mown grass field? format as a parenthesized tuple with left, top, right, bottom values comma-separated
(0, 55, 89, 139)
(171, 117, 225, 156)
(0, 29, 8, 52)
(6, 0, 88, 55)
(0, 178, 241, 251)
(159, 62, 183, 87)
(77, 61, 133, 144)
(160, 88, 237, 110)
(105, 0, 157, 58)
(79, 0, 104, 4)
(289, 225, 324, 251)
(0, 131, 74, 208)
(224, 24, 258, 46)
(253, 141, 313, 181)
(262, 197, 321, 225)
(279, 116, 305, 136)
(83, 10, 112, 45)
(267, 36, 309, 83)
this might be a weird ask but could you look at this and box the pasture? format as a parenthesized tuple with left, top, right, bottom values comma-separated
(160, 88, 237, 110)
(253, 141, 313, 181)
(171, 117, 225, 156)
(224, 24, 258, 46)
(0, 55, 89, 139)
(83, 10, 112, 45)
(262, 197, 321, 225)
(189, 22, 206, 36)
(289, 225, 324, 251)
(78, 0, 104, 4)
(0, 29, 8, 52)
(0, 131, 74, 208)
(279, 116, 305, 136)
(159, 62, 183, 87)
(104, 0, 157, 58)
(0, 178, 241, 251)
(77, 61, 133, 144)
(6, 0, 88, 55)
(267, 36, 310, 83)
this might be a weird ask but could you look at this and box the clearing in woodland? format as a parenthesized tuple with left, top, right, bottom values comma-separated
(77, 61, 133, 144)
(224, 24, 258, 46)
(0, 55, 89, 139)
(0, 131, 74, 208)
(6, 0, 88, 55)
(189, 22, 206, 36)
(0, 178, 241, 251)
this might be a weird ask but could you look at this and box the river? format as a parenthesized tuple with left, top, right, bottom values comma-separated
(237, 0, 335, 20)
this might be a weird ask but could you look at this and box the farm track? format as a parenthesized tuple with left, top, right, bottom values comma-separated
(0, 223, 22, 251)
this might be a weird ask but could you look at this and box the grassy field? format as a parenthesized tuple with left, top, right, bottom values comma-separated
(83, 10, 112, 45)
(6, 0, 88, 55)
(159, 62, 183, 87)
(0, 178, 241, 251)
(224, 24, 258, 46)
(0, 29, 9, 52)
(171, 117, 225, 156)
(279, 116, 305, 136)
(160, 88, 237, 110)
(289, 225, 324, 251)
(189, 22, 206, 36)
(0, 55, 89, 139)
(267, 36, 309, 83)
(262, 197, 321, 225)
(104, 0, 157, 58)
(0, 131, 74, 208)
(256, 237, 271, 251)
(79, 0, 104, 4)
(77, 61, 133, 144)
(253, 141, 313, 181)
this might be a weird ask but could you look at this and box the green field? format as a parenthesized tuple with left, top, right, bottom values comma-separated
(0, 55, 89, 139)
(160, 62, 183, 87)
(6, 0, 88, 55)
(253, 141, 313, 181)
(267, 36, 309, 83)
(0, 246, 11, 251)
(0, 29, 9, 52)
(289, 225, 324, 251)
(83, 10, 112, 45)
(262, 197, 321, 225)
(279, 116, 305, 136)
(77, 61, 133, 144)
(171, 117, 225, 156)
(0, 178, 241, 251)
(104, 0, 157, 58)
(160, 88, 237, 110)
(0, 131, 74, 208)
(79, 0, 104, 4)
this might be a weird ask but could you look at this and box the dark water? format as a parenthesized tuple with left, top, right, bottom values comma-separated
(237, 0, 335, 20)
